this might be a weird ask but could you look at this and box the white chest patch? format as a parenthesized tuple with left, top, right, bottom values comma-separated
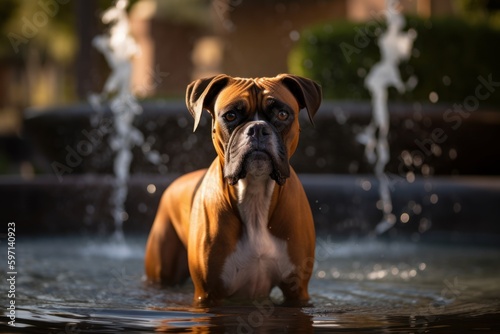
(220, 176, 295, 299)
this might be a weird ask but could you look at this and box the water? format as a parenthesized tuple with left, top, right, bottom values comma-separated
(356, 0, 417, 234)
(2, 236, 499, 333)
(88, 0, 160, 243)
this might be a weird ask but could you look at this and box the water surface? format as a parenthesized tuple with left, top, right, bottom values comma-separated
(1, 236, 499, 333)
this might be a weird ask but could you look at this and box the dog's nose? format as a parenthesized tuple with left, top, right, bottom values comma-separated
(247, 122, 271, 139)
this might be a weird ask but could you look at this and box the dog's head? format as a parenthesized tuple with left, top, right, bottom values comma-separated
(186, 74, 322, 185)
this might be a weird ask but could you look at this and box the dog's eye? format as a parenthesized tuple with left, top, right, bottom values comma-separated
(224, 112, 237, 122)
(277, 110, 289, 121)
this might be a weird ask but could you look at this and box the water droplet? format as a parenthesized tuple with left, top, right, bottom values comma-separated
(401, 150, 412, 166)
(430, 194, 439, 204)
(333, 107, 347, 124)
(431, 144, 442, 157)
(361, 180, 372, 191)
(305, 146, 316, 157)
(453, 202, 462, 213)
(348, 161, 359, 174)
(400, 212, 410, 223)
(406, 172, 415, 183)
(138, 203, 147, 213)
(303, 58, 313, 69)
(177, 117, 188, 128)
(331, 269, 340, 278)
(404, 119, 414, 129)
(421, 164, 431, 176)
(357, 67, 367, 78)
(121, 211, 129, 221)
(419, 218, 431, 233)
(429, 91, 439, 103)
(289, 30, 300, 41)
(413, 154, 423, 167)
(146, 151, 161, 165)
(449, 148, 458, 160)
(158, 164, 168, 174)
(442, 75, 451, 86)
(86, 205, 95, 215)
(147, 184, 156, 194)
(400, 270, 409, 280)
(319, 204, 330, 214)
(307, 35, 317, 45)
(407, 75, 418, 90)
(316, 158, 327, 168)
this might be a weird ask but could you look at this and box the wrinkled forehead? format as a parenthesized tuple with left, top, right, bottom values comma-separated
(214, 77, 299, 112)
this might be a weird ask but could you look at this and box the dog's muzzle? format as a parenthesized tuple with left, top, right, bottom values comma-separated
(224, 121, 290, 185)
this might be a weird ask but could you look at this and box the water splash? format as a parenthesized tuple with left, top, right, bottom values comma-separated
(88, 0, 159, 242)
(356, 0, 416, 234)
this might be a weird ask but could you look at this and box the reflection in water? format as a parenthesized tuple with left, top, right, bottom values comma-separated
(2, 237, 499, 333)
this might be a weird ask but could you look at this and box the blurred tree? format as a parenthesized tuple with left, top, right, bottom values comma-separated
(0, 1, 21, 59)
(0, 0, 144, 106)
(456, 0, 500, 28)
(2, 0, 77, 106)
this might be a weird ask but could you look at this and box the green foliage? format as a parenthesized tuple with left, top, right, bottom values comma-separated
(1, 0, 76, 62)
(455, 0, 500, 29)
(0, 0, 21, 58)
(289, 16, 500, 106)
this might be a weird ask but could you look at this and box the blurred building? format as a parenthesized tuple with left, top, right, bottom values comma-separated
(0, 0, 459, 138)
(128, 0, 455, 97)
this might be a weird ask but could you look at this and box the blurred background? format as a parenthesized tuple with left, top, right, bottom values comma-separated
(2, 2, 500, 330)
(1, 0, 500, 174)
(0, 0, 499, 237)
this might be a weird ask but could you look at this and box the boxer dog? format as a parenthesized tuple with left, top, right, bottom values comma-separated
(145, 74, 322, 306)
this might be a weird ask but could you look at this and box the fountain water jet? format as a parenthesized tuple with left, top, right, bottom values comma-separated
(356, 0, 417, 234)
(89, 0, 160, 242)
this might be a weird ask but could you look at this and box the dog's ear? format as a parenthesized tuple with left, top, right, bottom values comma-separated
(186, 74, 231, 132)
(278, 74, 322, 126)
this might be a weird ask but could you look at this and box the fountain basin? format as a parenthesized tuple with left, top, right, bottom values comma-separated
(2, 102, 499, 332)
(2, 174, 499, 241)
(10, 100, 500, 238)
(23, 101, 500, 176)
